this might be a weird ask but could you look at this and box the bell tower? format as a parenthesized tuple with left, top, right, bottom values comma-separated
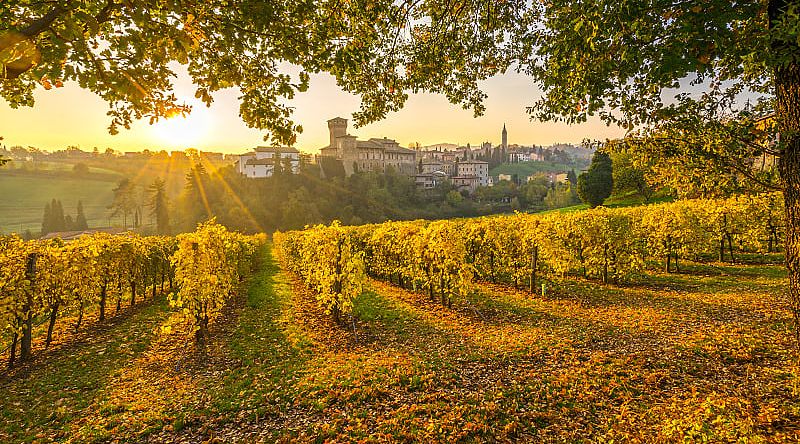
(502, 123, 508, 150)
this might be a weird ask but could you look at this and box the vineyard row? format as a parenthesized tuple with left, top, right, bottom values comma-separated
(1, 220, 263, 368)
(275, 193, 785, 318)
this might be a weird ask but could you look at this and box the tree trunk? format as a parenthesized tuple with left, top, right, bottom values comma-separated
(727, 233, 736, 264)
(195, 315, 209, 358)
(21, 253, 36, 361)
(775, 57, 800, 346)
(771, 0, 800, 344)
(130, 280, 136, 306)
(9, 329, 19, 368)
(45, 302, 59, 349)
(21, 306, 33, 361)
(99, 283, 107, 321)
(75, 303, 84, 332)
(529, 246, 538, 294)
(489, 252, 496, 283)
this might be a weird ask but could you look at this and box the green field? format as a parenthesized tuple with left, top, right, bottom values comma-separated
(0, 175, 119, 235)
(2, 246, 798, 442)
(490, 160, 586, 178)
(3, 160, 122, 177)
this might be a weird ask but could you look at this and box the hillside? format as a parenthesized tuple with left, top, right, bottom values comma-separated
(490, 160, 586, 179)
(0, 174, 118, 234)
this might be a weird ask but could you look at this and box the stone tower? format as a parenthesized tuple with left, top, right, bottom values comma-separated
(502, 123, 508, 150)
(327, 117, 348, 149)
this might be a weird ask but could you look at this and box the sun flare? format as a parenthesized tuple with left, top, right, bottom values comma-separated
(150, 104, 212, 148)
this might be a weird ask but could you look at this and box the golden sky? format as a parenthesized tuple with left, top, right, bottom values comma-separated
(0, 68, 625, 154)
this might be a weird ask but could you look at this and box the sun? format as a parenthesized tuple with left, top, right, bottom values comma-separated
(150, 103, 213, 148)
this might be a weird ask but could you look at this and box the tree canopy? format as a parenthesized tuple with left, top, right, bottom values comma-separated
(3, 1, 800, 339)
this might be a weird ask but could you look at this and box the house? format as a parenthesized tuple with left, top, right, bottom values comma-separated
(509, 151, 531, 162)
(451, 176, 482, 194)
(414, 171, 449, 189)
(237, 146, 300, 178)
(456, 160, 489, 187)
(421, 160, 456, 176)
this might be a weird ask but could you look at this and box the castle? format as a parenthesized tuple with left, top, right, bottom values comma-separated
(318, 117, 417, 176)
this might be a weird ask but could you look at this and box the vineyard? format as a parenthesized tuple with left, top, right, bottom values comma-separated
(1, 220, 263, 367)
(2, 194, 799, 442)
(275, 193, 786, 318)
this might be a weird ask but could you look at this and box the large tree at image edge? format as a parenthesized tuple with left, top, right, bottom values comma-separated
(1, 1, 799, 341)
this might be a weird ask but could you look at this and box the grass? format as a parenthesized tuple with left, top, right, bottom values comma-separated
(0, 174, 119, 234)
(0, 298, 169, 442)
(2, 245, 799, 442)
(540, 191, 675, 214)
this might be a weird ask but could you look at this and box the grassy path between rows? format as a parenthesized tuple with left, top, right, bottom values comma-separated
(2, 245, 800, 442)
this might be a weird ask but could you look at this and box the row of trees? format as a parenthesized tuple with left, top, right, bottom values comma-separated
(1, 222, 262, 368)
(169, 221, 263, 353)
(274, 222, 366, 323)
(40, 199, 88, 236)
(275, 193, 785, 323)
(108, 178, 170, 234)
(1, 233, 175, 367)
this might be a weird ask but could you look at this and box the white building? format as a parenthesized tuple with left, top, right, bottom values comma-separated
(509, 152, 531, 162)
(456, 160, 490, 187)
(237, 146, 300, 178)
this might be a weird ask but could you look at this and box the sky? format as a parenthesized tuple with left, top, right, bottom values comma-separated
(0, 68, 626, 155)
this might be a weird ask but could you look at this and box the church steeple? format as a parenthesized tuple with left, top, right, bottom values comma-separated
(501, 123, 508, 150)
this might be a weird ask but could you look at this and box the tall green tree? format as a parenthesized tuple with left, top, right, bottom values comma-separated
(40, 201, 52, 236)
(577, 152, 613, 208)
(148, 178, 170, 234)
(109, 178, 137, 229)
(50, 198, 65, 232)
(75, 200, 88, 230)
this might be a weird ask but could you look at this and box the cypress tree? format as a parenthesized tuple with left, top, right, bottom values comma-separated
(75, 200, 88, 230)
(51, 199, 66, 231)
(41, 202, 52, 236)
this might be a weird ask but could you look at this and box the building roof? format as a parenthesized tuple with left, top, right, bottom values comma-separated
(415, 171, 448, 177)
(458, 160, 489, 164)
(356, 139, 384, 149)
(368, 137, 399, 144)
(328, 117, 348, 123)
(452, 175, 480, 181)
(385, 146, 416, 154)
(255, 146, 299, 153)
